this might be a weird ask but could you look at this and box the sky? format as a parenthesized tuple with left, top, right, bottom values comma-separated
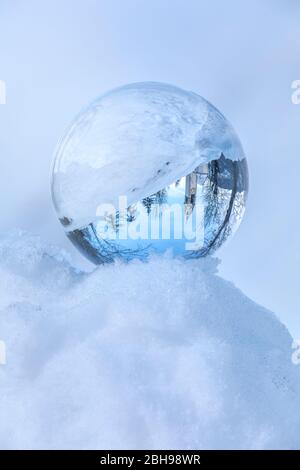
(0, 0, 299, 335)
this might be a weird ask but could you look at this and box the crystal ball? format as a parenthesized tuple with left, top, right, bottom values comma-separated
(51, 82, 248, 264)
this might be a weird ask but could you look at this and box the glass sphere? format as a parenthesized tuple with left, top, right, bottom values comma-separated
(51, 82, 248, 264)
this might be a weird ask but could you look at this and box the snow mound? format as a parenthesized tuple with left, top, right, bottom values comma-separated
(0, 231, 299, 450)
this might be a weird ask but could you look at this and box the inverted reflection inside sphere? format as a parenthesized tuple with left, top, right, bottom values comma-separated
(51, 82, 248, 264)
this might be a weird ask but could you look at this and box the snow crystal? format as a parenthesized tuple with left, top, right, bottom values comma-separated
(0, 231, 299, 449)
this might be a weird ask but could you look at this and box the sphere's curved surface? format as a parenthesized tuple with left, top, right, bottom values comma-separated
(51, 82, 248, 264)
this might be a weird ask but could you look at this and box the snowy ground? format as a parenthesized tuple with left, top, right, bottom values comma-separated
(0, 230, 299, 450)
